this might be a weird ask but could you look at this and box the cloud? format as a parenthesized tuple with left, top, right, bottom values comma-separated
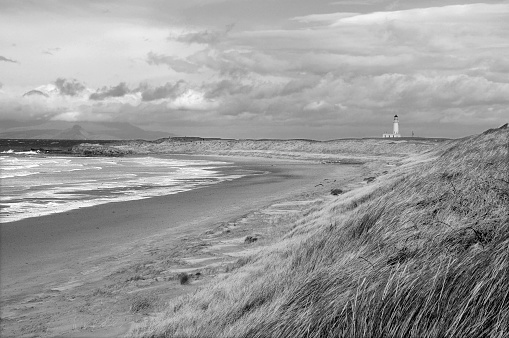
(49, 111, 83, 122)
(177, 30, 224, 45)
(2, 3, 508, 139)
(89, 82, 131, 100)
(158, 48, 288, 78)
(55, 78, 86, 96)
(166, 89, 220, 111)
(303, 100, 335, 112)
(292, 12, 358, 24)
(0, 55, 18, 63)
(145, 4, 509, 82)
(146, 52, 201, 73)
(140, 80, 187, 101)
(176, 23, 235, 45)
(334, 4, 509, 25)
(202, 79, 252, 99)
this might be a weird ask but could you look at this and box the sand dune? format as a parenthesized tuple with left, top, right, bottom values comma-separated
(130, 126, 508, 338)
(73, 137, 445, 162)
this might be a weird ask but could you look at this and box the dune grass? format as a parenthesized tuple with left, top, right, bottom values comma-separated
(130, 126, 508, 338)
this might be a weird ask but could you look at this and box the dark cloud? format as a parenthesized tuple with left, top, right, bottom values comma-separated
(176, 24, 234, 45)
(0, 55, 18, 63)
(202, 79, 252, 99)
(140, 80, 187, 101)
(148, 42, 285, 78)
(147, 48, 279, 78)
(280, 78, 320, 96)
(146, 52, 200, 73)
(89, 82, 131, 100)
(0, 82, 3, 89)
(55, 78, 86, 96)
(187, 49, 284, 78)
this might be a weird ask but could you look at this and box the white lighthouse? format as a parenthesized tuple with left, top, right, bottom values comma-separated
(383, 115, 401, 138)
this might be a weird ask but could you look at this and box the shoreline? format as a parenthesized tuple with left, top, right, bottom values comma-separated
(0, 153, 265, 224)
(0, 157, 305, 283)
(0, 155, 370, 337)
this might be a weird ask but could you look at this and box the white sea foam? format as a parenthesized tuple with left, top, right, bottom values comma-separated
(0, 155, 254, 223)
(0, 171, 41, 179)
(0, 149, 40, 155)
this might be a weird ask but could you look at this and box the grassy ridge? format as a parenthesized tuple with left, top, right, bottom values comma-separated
(131, 126, 508, 338)
(111, 138, 443, 161)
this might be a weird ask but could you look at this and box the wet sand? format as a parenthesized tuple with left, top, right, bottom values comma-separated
(0, 155, 369, 337)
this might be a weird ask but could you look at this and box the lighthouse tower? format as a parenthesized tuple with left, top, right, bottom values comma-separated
(382, 115, 401, 138)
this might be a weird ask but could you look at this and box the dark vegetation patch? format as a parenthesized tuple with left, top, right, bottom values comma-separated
(330, 188, 343, 195)
(245, 235, 259, 244)
(178, 273, 190, 285)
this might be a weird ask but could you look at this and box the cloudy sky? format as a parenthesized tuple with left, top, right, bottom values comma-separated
(1, 0, 508, 139)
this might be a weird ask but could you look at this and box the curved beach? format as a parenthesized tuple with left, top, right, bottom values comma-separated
(0, 155, 366, 337)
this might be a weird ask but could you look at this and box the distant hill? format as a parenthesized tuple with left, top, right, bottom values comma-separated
(55, 125, 91, 140)
(71, 134, 447, 161)
(0, 120, 175, 140)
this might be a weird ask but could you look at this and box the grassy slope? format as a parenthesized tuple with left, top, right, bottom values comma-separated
(131, 126, 508, 338)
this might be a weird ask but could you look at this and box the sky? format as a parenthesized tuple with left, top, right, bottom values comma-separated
(1, 0, 508, 139)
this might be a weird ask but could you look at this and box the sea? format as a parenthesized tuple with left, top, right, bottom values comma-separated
(0, 150, 253, 223)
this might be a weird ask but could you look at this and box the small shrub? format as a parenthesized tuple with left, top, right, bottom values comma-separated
(330, 188, 343, 196)
(245, 236, 258, 244)
(179, 273, 190, 285)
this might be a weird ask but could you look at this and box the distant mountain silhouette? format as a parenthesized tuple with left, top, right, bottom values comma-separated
(55, 125, 91, 140)
(0, 120, 174, 140)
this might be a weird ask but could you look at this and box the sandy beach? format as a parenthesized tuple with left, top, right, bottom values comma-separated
(0, 155, 371, 337)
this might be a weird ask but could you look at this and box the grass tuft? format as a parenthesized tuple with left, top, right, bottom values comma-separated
(130, 295, 157, 314)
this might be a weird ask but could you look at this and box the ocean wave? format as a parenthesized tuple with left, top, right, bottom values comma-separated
(0, 171, 40, 179)
(1, 149, 41, 155)
(1, 173, 246, 223)
(0, 155, 255, 223)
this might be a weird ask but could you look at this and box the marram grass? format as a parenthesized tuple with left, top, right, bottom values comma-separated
(130, 126, 508, 338)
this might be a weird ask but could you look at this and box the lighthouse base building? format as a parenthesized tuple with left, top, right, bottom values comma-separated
(383, 115, 401, 138)
(382, 133, 401, 138)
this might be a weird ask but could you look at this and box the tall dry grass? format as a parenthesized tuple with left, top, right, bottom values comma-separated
(130, 125, 508, 338)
